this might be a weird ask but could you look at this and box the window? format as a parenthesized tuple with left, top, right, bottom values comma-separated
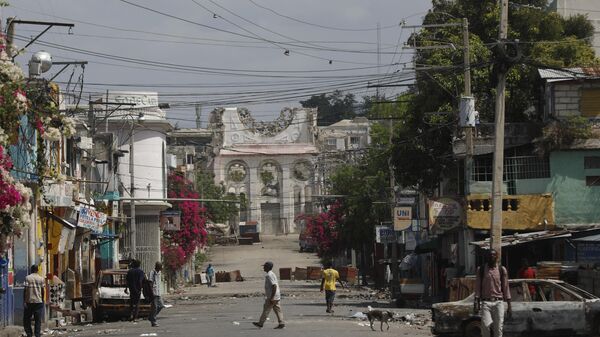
(186, 153, 194, 165)
(472, 156, 550, 181)
(326, 138, 336, 146)
(586, 176, 600, 186)
(581, 88, 600, 117)
(350, 136, 360, 145)
(533, 283, 578, 301)
(584, 156, 600, 169)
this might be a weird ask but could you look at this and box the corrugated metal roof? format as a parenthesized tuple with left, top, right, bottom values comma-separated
(538, 67, 600, 81)
(470, 230, 571, 249)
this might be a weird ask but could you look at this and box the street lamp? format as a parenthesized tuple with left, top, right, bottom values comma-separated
(28, 51, 52, 77)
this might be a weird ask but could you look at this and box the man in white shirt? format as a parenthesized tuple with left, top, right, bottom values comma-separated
(253, 261, 284, 329)
(148, 262, 165, 327)
(23, 265, 45, 337)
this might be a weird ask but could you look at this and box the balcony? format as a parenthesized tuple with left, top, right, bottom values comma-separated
(466, 194, 554, 231)
(453, 123, 542, 157)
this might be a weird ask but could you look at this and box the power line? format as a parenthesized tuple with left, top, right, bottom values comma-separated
(14, 35, 408, 77)
(247, 0, 406, 32)
(117, 0, 389, 65)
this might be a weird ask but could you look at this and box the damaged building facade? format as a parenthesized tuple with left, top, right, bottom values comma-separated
(209, 107, 319, 235)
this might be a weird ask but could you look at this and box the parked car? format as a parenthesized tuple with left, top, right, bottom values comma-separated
(431, 278, 600, 337)
(92, 269, 152, 322)
(299, 229, 317, 252)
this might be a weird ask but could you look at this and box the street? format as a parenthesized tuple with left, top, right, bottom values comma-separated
(62, 236, 432, 337)
(63, 296, 432, 337)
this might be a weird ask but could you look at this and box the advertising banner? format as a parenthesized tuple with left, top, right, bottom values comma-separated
(77, 208, 107, 233)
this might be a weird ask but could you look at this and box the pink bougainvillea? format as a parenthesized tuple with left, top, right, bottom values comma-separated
(162, 172, 208, 272)
(297, 201, 344, 258)
(0, 145, 24, 211)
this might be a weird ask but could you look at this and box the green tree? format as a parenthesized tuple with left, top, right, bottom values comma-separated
(196, 169, 239, 224)
(324, 96, 409, 250)
(390, 0, 598, 194)
(300, 90, 357, 126)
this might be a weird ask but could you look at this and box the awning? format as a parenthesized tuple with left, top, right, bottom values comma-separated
(470, 230, 571, 249)
(46, 211, 76, 229)
(414, 237, 440, 254)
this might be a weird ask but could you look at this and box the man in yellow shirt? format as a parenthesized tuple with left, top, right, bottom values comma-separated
(320, 262, 346, 313)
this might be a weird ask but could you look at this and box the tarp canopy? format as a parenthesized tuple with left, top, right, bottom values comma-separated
(414, 237, 440, 254)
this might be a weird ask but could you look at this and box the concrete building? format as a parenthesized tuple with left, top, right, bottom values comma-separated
(166, 128, 212, 183)
(95, 91, 172, 273)
(550, 0, 600, 55)
(315, 117, 371, 196)
(210, 107, 318, 235)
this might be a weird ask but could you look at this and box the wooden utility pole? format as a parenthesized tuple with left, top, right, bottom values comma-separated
(490, 0, 509, 259)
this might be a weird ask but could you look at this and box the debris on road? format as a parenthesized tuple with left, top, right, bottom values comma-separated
(349, 311, 367, 320)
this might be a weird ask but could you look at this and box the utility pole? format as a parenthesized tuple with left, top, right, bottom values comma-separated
(490, 0, 509, 259)
(389, 111, 399, 298)
(462, 18, 473, 196)
(129, 121, 137, 260)
(5, 17, 15, 59)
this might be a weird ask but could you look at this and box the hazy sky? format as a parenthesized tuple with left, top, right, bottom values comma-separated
(5, 0, 432, 126)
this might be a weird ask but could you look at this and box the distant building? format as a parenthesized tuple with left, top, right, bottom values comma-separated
(549, 0, 600, 55)
(315, 117, 371, 196)
(210, 107, 318, 234)
(166, 128, 212, 183)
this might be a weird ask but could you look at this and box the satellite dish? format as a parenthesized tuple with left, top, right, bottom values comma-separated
(28, 51, 52, 77)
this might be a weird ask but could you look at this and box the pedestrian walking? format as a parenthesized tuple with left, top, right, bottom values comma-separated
(320, 262, 345, 313)
(253, 261, 284, 329)
(206, 263, 215, 287)
(148, 262, 165, 327)
(23, 265, 44, 337)
(125, 259, 145, 322)
(474, 249, 512, 337)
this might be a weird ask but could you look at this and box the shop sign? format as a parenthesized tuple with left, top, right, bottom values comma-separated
(160, 210, 181, 231)
(428, 197, 463, 233)
(77, 208, 107, 233)
(375, 226, 397, 244)
(396, 197, 415, 205)
(394, 206, 412, 231)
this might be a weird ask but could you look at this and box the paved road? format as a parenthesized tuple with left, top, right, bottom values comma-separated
(65, 295, 432, 337)
(48, 235, 433, 336)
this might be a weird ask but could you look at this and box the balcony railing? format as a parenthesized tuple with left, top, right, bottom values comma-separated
(466, 194, 554, 231)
